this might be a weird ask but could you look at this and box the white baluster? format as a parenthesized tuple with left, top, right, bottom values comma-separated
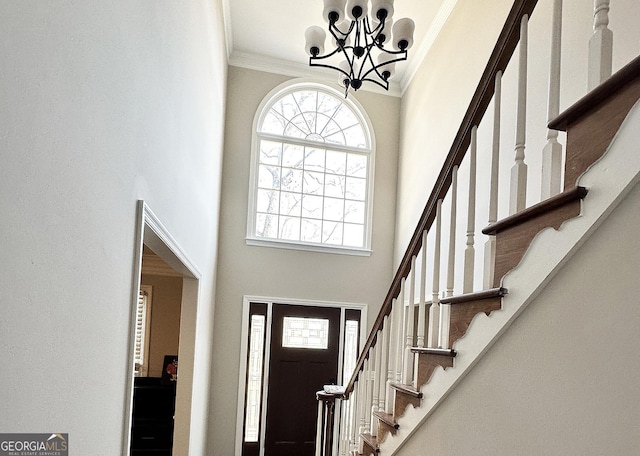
(403, 257, 416, 384)
(541, 0, 564, 199)
(363, 351, 372, 435)
(340, 397, 347, 455)
(350, 391, 357, 452)
(439, 166, 458, 349)
(385, 299, 397, 415)
(379, 316, 389, 413)
(588, 0, 613, 90)
(464, 127, 477, 293)
(356, 377, 364, 453)
(368, 345, 377, 437)
(416, 230, 428, 348)
(510, 14, 529, 215)
(428, 199, 442, 347)
(316, 399, 323, 456)
(395, 278, 406, 383)
(414, 230, 428, 385)
(484, 71, 502, 289)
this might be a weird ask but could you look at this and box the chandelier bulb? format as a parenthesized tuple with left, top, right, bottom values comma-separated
(305, 26, 326, 56)
(392, 17, 415, 51)
(323, 0, 346, 24)
(371, 0, 394, 22)
(346, 0, 368, 21)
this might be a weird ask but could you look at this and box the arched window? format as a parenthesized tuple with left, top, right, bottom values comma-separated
(247, 82, 374, 255)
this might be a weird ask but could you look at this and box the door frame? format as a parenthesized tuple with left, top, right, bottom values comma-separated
(234, 296, 367, 456)
(123, 200, 202, 455)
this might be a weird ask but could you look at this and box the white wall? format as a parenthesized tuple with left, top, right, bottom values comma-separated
(396, 176, 640, 456)
(209, 65, 400, 455)
(0, 0, 227, 454)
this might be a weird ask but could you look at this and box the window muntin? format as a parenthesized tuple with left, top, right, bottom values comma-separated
(244, 314, 266, 442)
(260, 90, 367, 149)
(249, 84, 374, 253)
(282, 317, 329, 349)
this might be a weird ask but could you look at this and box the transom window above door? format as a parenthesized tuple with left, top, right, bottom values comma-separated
(247, 82, 375, 256)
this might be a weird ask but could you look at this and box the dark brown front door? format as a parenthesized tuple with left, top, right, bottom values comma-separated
(264, 304, 341, 456)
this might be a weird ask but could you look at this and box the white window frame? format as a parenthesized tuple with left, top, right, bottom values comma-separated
(246, 80, 376, 256)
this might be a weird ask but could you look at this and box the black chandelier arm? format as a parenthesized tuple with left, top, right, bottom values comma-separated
(308, 59, 351, 79)
(359, 53, 407, 83)
(359, 75, 389, 91)
(363, 16, 386, 43)
(328, 19, 355, 41)
(309, 43, 359, 79)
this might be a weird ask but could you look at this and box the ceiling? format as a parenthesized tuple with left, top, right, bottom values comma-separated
(223, 0, 458, 97)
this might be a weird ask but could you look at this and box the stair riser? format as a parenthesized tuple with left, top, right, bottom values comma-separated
(449, 298, 502, 348)
(415, 354, 455, 389)
(564, 78, 640, 190)
(393, 391, 420, 421)
(492, 201, 582, 289)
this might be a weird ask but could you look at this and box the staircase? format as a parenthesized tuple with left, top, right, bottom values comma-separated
(315, 1, 640, 455)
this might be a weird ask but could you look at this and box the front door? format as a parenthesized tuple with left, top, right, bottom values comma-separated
(263, 304, 341, 456)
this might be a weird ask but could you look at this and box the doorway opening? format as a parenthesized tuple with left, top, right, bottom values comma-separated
(236, 297, 366, 456)
(124, 201, 202, 455)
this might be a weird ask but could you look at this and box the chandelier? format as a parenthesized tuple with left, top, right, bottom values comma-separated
(305, 0, 415, 96)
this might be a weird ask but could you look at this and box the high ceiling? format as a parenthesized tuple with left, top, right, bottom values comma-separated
(223, 0, 457, 96)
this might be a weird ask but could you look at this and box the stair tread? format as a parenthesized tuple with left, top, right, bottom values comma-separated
(440, 287, 507, 305)
(482, 186, 588, 235)
(373, 410, 399, 428)
(360, 432, 380, 452)
(390, 382, 422, 398)
(549, 55, 640, 131)
(411, 346, 457, 357)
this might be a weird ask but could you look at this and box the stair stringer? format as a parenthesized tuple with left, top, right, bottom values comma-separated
(379, 99, 640, 456)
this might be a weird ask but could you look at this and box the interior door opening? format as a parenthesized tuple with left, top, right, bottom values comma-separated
(238, 299, 364, 456)
(125, 201, 201, 456)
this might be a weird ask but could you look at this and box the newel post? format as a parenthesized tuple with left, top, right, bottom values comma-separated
(316, 390, 339, 456)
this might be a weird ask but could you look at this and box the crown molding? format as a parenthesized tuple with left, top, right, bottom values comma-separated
(229, 50, 403, 98)
(399, 0, 459, 95)
(221, 0, 233, 60)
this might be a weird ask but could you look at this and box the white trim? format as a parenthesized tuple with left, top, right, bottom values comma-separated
(246, 79, 377, 255)
(258, 304, 273, 456)
(142, 203, 201, 280)
(245, 237, 372, 256)
(234, 295, 368, 456)
(123, 200, 202, 456)
(221, 0, 233, 60)
(229, 50, 403, 98)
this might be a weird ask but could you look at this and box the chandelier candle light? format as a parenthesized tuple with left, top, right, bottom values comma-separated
(305, 0, 414, 97)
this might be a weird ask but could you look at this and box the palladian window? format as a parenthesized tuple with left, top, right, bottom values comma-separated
(247, 83, 374, 255)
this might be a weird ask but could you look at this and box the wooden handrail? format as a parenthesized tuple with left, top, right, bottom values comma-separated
(344, 0, 540, 396)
